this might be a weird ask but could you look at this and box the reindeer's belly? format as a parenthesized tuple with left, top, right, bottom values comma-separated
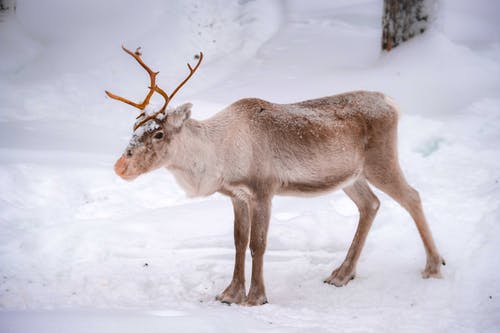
(274, 148, 364, 196)
(277, 166, 362, 196)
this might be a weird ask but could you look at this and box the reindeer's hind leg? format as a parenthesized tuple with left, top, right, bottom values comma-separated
(325, 178, 380, 286)
(364, 122, 444, 278)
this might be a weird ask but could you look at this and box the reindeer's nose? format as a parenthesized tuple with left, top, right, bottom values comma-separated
(114, 156, 130, 179)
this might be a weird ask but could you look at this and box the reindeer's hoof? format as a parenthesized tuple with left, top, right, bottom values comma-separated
(421, 256, 444, 279)
(421, 269, 443, 279)
(216, 293, 245, 305)
(324, 267, 355, 287)
(216, 284, 246, 305)
(243, 285, 268, 306)
(243, 295, 268, 306)
(421, 266, 443, 279)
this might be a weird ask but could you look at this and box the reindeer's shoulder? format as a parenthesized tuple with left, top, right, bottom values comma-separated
(227, 98, 276, 117)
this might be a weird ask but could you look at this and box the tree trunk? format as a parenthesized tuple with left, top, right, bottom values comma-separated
(382, 0, 432, 51)
(0, 0, 15, 11)
(0, 0, 15, 23)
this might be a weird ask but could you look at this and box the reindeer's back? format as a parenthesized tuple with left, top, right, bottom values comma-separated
(228, 91, 398, 147)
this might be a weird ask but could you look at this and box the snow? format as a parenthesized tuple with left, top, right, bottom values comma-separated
(0, 0, 499, 332)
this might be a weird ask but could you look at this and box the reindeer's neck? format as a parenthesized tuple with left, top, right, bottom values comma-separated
(166, 119, 223, 197)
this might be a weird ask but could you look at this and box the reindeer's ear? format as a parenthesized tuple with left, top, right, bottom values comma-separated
(167, 103, 192, 128)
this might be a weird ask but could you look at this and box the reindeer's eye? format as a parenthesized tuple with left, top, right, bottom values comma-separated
(153, 131, 164, 140)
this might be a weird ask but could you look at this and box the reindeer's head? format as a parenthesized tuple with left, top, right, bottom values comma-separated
(106, 46, 203, 181)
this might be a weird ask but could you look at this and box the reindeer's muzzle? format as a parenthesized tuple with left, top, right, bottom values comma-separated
(114, 156, 136, 181)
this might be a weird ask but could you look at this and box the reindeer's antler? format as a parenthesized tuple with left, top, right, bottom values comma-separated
(134, 52, 203, 130)
(105, 46, 159, 119)
(105, 46, 203, 131)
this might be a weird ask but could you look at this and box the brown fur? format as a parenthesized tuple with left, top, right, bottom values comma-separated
(114, 91, 444, 306)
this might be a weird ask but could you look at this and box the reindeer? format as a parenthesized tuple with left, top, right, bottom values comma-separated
(106, 46, 445, 306)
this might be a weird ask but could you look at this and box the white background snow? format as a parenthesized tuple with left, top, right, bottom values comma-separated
(0, 0, 499, 332)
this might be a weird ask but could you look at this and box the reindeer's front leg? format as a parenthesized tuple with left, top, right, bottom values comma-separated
(245, 196, 272, 306)
(216, 197, 250, 304)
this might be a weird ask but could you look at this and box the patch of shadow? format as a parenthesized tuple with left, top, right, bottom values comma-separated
(415, 137, 445, 157)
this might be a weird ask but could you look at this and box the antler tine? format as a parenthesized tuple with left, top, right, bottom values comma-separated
(153, 86, 170, 112)
(105, 45, 159, 111)
(168, 52, 203, 104)
(132, 52, 203, 131)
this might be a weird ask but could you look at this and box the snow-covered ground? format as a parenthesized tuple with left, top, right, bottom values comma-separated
(1, 0, 499, 332)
